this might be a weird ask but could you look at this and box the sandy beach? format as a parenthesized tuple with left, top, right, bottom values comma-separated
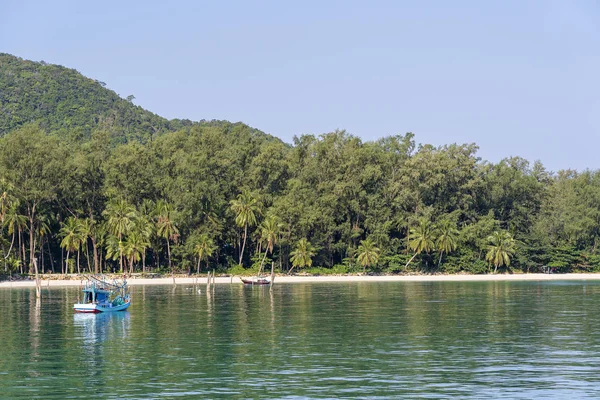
(2, 273, 600, 288)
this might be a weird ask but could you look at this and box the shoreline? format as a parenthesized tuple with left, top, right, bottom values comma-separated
(2, 273, 600, 288)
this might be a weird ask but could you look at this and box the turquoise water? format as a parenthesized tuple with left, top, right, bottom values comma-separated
(2, 281, 600, 398)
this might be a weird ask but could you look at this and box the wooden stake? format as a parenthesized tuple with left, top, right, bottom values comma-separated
(270, 261, 275, 285)
(34, 258, 41, 299)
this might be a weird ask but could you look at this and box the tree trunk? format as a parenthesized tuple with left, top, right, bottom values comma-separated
(85, 242, 91, 273)
(20, 229, 26, 273)
(40, 238, 44, 273)
(33, 258, 40, 299)
(91, 237, 98, 274)
(404, 252, 418, 270)
(4, 231, 16, 272)
(28, 204, 37, 275)
(239, 224, 248, 266)
(46, 236, 56, 273)
(197, 257, 201, 275)
(119, 238, 123, 273)
(259, 249, 269, 276)
(167, 239, 172, 271)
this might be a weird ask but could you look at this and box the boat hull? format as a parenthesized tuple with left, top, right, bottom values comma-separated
(241, 277, 271, 285)
(74, 301, 131, 313)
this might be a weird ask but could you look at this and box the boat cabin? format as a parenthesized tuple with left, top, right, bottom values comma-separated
(83, 289, 110, 304)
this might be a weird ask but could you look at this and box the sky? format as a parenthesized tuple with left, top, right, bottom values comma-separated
(1, 0, 599, 172)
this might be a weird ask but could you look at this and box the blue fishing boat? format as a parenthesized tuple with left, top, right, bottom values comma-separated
(74, 275, 131, 313)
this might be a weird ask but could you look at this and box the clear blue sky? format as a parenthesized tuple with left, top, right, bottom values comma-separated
(1, 0, 599, 172)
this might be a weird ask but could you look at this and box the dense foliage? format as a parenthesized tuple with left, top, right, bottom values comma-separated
(1, 55, 598, 276)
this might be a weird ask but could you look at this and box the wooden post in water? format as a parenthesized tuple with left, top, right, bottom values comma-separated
(33, 258, 41, 299)
(270, 261, 275, 285)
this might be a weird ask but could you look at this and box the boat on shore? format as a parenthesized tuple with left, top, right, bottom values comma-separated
(240, 276, 271, 285)
(74, 275, 131, 313)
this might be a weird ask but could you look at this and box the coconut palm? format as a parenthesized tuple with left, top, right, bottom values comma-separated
(486, 230, 516, 273)
(193, 234, 216, 274)
(0, 181, 13, 224)
(105, 234, 125, 272)
(229, 190, 259, 266)
(84, 217, 102, 275)
(155, 200, 179, 280)
(76, 218, 91, 273)
(435, 220, 459, 269)
(132, 208, 154, 273)
(59, 217, 81, 274)
(94, 223, 108, 274)
(4, 205, 27, 272)
(258, 215, 280, 275)
(289, 238, 315, 275)
(124, 231, 148, 273)
(6, 256, 21, 275)
(35, 214, 51, 273)
(103, 199, 136, 272)
(405, 218, 436, 269)
(3, 204, 25, 272)
(357, 238, 381, 274)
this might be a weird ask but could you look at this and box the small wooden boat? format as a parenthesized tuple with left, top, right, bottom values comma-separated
(240, 276, 271, 285)
(74, 275, 131, 313)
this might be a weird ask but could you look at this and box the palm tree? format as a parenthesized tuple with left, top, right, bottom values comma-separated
(435, 220, 459, 269)
(103, 199, 136, 272)
(5, 205, 27, 272)
(131, 208, 154, 273)
(404, 218, 436, 269)
(155, 200, 179, 281)
(193, 234, 216, 274)
(486, 230, 516, 273)
(3, 204, 25, 272)
(59, 217, 80, 274)
(105, 234, 124, 272)
(85, 216, 101, 275)
(124, 231, 148, 273)
(95, 223, 107, 274)
(289, 238, 315, 275)
(35, 214, 51, 273)
(357, 238, 381, 274)
(0, 180, 14, 224)
(229, 190, 259, 266)
(6, 256, 21, 275)
(258, 215, 280, 276)
(76, 218, 91, 273)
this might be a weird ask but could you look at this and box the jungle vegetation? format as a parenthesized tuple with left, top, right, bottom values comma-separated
(1, 53, 598, 276)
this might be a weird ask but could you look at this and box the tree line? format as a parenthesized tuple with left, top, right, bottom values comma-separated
(0, 124, 597, 277)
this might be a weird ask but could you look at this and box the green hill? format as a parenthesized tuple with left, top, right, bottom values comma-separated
(0, 53, 272, 144)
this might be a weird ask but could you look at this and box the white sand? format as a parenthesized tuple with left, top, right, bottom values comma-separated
(2, 273, 600, 288)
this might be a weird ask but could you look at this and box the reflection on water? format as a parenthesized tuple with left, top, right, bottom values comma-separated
(3, 282, 600, 398)
(73, 312, 131, 344)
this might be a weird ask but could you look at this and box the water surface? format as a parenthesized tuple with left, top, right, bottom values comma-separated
(1, 281, 600, 398)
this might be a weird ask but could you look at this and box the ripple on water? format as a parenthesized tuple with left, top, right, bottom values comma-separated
(3, 282, 600, 398)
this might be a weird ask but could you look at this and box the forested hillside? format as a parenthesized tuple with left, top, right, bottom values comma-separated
(0, 53, 271, 144)
(0, 54, 598, 277)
